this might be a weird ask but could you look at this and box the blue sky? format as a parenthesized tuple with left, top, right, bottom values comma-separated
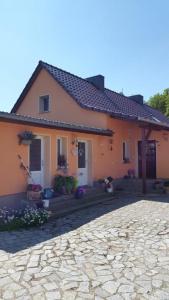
(1, 0, 169, 112)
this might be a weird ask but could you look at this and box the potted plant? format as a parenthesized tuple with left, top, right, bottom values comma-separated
(54, 175, 65, 194)
(163, 181, 169, 194)
(58, 154, 67, 169)
(104, 176, 114, 193)
(18, 131, 36, 145)
(123, 157, 130, 164)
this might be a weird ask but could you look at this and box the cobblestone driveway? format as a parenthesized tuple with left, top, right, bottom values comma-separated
(0, 196, 169, 300)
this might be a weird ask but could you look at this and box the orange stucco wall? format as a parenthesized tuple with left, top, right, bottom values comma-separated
(17, 69, 108, 129)
(3, 66, 169, 198)
(1, 119, 169, 197)
(0, 118, 137, 196)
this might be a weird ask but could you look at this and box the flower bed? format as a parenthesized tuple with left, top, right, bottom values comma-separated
(0, 207, 49, 231)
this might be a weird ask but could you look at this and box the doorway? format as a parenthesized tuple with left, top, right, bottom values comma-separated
(138, 140, 156, 179)
(77, 140, 89, 186)
(29, 136, 44, 186)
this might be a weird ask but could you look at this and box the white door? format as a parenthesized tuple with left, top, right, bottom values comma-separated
(29, 136, 44, 186)
(77, 140, 88, 186)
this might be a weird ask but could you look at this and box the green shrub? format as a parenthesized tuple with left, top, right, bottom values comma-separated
(54, 175, 78, 194)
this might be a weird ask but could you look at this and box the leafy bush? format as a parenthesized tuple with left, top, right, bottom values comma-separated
(0, 207, 49, 231)
(54, 175, 65, 193)
(54, 175, 78, 194)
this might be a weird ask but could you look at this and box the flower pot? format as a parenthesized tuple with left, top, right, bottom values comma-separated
(43, 199, 50, 208)
(107, 186, 114, 193)
(21, 139, 32, 145)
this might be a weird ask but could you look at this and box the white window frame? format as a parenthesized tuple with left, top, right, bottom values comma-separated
(39, 95, 50, 113)
(56, 137, 68, 169)
(123, 141, 130, 163)
(57, 138, 63, 156)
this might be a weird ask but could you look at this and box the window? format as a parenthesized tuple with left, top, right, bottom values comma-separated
(39, 95, 50, 113)
(57, 137, 68, 168)
(123, 141, 130, 163)
(30, 139, 41, 171)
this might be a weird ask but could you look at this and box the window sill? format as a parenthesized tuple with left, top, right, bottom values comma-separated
(39, 111, 50, 114)
(57, 166, 68, 170)
(123, 160, 131, 164)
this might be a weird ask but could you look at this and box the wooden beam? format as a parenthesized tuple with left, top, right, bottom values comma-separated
(141, 127, 147, 194)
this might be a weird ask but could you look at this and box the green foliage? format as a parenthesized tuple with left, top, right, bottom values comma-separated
(148, 88, 169, 116)
(54, 175, 65, 193)
(54, 175, 78, 194)
(0, 207, 49, 231)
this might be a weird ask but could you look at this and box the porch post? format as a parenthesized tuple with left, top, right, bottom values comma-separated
(141, 127, 147, 194)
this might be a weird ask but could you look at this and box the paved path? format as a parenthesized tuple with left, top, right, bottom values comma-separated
(0, 195, 169, 299)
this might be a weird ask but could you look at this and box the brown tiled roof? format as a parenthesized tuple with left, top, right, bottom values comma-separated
(11, 60, 169, 127)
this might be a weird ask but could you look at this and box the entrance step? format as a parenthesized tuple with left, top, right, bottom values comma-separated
(49, 191, 115, 219)
(113, 178, 164, 195)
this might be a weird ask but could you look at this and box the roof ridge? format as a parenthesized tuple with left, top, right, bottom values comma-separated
(40, 61, 130, 102)
(40, 60, 93, 85)
(105, 87, 144, 104)
(40, 60, 121, 112)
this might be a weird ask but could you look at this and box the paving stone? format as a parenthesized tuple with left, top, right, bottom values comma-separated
(2, 290, 14, 299)
(29, 285, 44, 295)
(44, 282, 58, 291)
(62, 290, 77, 300)
(45, 291, 61, 299)
(63, 281, 79, 290)
(77, 281, 90, 293)
(118, 284, 134, 293)
(0, 196, 169, 299)
(102, 281, 120, 294)
(152, 279, 162, 288)
(95, 287, 110, 298)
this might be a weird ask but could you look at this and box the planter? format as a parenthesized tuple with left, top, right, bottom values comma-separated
(21, 139, 32, 145)
(27, 190, 42, 200)
(43, 199, 50, 208)
(18, 131, 36, 145)
(106, 184, 114, 193)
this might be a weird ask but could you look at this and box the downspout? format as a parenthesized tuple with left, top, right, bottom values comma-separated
(141, 127, 147, 194)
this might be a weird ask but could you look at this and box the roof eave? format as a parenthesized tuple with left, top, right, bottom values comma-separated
(0, 113, 112, 137)
(110, 113, 169, 131)
(11, 63, 43, 113)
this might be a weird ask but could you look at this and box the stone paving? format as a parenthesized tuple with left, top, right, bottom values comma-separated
(0, 195, 169, 299)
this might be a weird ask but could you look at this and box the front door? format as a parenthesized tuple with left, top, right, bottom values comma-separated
(29, 137, 44, 186)
(138, 140, 156, 179)
(77, 141, 88, 186)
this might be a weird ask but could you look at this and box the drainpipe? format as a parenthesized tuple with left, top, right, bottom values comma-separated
(141, 127, 147, 194)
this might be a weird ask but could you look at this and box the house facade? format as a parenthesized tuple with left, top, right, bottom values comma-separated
(0, 61, 169, 204)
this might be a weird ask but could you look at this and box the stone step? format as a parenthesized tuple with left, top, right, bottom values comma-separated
(49, 192, 115, 219)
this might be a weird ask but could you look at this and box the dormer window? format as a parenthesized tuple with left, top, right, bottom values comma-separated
(39, 95, 50, 113)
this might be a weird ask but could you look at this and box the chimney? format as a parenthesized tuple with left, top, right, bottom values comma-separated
(86, 75, 104, 91)
(129, 94, 144, 105)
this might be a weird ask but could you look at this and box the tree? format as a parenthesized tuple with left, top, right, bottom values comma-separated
(148, 88, 169, 116)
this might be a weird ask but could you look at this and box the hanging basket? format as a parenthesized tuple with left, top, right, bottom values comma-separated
(18, 131, 36, 145)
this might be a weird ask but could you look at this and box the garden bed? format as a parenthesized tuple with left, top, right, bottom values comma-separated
(0, 207, 49, 231)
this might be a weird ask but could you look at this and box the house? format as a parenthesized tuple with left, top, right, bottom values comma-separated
(1, 60, 169, 206)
